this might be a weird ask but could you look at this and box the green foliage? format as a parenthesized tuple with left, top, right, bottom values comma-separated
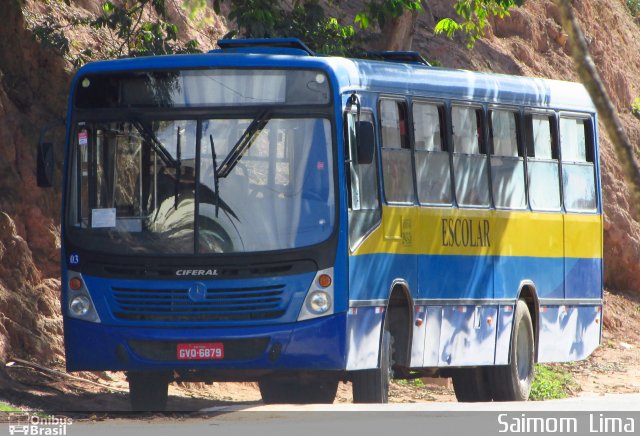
(434, 0, 523, 48)
(396, 378, 425, 387)
(91, 0, 200, 58)
(31, 21, 70, 55)
(216, 0, 358, 55)
(356, 0, 423, 30)
(0, 402, 23, 412)
(182, 0, 209, 19)
(213, 0, 426, 55)
(633, 97, 640, 118)
(30, 0, 523, 67)
(434, 18, 460, 39)
(627, 0, 640, 17)
(529, 364, 577, 401)
(29, 0, 200, 68)
(215, 0, 520, 54)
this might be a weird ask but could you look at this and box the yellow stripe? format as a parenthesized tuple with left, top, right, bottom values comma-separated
(353, 206, 602, 259)
(564, 213, 603, 258)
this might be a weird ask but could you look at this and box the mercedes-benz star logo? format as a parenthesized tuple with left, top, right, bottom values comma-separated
(188, 282, 208, 302)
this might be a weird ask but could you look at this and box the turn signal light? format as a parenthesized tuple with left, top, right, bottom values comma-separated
(69, 277, 83, 290)
(318, 274, 332, 288)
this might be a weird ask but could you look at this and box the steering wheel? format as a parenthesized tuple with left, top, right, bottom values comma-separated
(198, 217, 235, 253)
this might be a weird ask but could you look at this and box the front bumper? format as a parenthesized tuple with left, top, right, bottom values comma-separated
(64, 313, 347, 373)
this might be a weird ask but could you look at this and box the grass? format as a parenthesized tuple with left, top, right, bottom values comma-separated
(395, 378, 425, 388)
(529, 364, 578, 401)
(0, 402, 23, 412)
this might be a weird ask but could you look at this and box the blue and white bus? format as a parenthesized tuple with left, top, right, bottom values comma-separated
(39, 38, 603, 409)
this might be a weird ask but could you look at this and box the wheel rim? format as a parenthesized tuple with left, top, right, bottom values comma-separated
(516, 319, 532, 383)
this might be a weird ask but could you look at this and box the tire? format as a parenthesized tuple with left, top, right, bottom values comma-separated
(352, 328, 394, 403)
(488, 300, 535, 401)
(128, 371, 170, 412)
(259, 376, 338, 404)
(452, 367, 492, 402)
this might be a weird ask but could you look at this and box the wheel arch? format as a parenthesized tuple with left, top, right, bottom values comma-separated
(383, 280, 414, 370)
(516, 280, 540, 363)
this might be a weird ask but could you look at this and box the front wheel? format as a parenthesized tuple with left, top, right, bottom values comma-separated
(128, 371, 171, 411)
(352, 328, 394, 403)
(488, 300, 535, 401)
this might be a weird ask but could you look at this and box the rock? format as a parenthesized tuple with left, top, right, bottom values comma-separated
(0, 213, 18, 242)
(620, 342, 634, 350)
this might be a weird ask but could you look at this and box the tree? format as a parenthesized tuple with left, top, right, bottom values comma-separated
(30, 0, 200, 67)
(212, 0, 522, 53)
(434, 0, 523, 48)
(214, 0, 358, 55)
(29, 0, 522, 64)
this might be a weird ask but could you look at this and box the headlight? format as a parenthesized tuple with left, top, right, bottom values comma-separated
(307, 291, 331, 314)
(66, 272, 101, 323)
(298, 268, 335, 321)
(70, 296, 91, 317)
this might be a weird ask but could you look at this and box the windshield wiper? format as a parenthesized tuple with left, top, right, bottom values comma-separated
(131, 119, 178, 168)
(174, 127, 182, 210)
(217, 110, 271, 178)
(209, 134, 219, 218)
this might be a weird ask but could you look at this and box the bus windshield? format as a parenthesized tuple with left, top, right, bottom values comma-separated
(66, 115, 335, 255)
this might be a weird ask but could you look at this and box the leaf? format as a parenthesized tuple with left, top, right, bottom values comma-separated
(101, 1, 114, 13)
(355, 12, 369, 30)
(633, 97, 640, 117)
(434, 18, 460, 38)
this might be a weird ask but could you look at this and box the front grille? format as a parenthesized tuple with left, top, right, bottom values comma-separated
(111, 284, 286, 322)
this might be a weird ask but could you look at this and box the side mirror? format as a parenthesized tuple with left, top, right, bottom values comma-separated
(356, 121, 375, 165)
(37, 142, 54, 187)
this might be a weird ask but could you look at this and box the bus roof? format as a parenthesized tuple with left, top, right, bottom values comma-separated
(74, 46, 595, 114)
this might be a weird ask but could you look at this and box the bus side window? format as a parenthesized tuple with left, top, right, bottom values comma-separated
(413, 102, 451, 205)
(490, 109, 526, 209)
(525, 114, 561, 211)
(560, 116, 597, 212)
(451, 105, 490, 207)
(380, 99, 415, 203)
(347, 111, 381, 250)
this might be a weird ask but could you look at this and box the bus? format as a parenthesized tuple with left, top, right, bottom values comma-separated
(38, 38, 603, 410)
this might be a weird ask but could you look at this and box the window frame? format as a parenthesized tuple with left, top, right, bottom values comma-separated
(558, 111, 598, 213)
(410, 98, 452, 206)
(449, 101, 491, 209)
(522, 109, 562, 212)
(377, 96, 416, 205)
(487, 105, 527, 210)
(345, 107, 383, 251)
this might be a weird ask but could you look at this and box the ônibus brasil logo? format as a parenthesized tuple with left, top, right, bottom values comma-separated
(8, 413, 72, 436)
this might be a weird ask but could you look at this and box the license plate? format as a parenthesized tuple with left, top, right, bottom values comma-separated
(176, 342, 224, 360)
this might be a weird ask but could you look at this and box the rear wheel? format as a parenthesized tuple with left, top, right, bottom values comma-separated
(128, 371, 171, 411)
(352, 328, 394, 403)
(452, 367, 492, 402)
(488, 300, 535, 401)
(259, 376, 338, 404)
